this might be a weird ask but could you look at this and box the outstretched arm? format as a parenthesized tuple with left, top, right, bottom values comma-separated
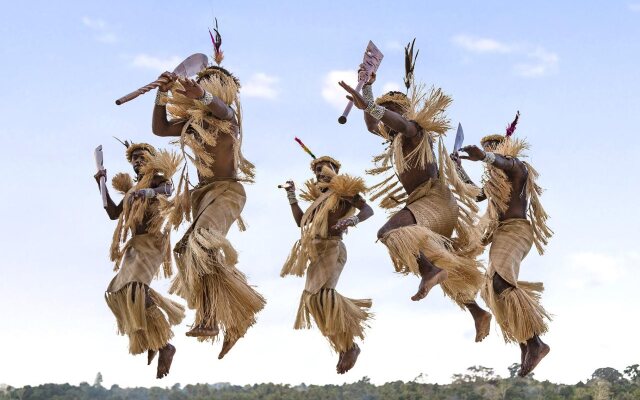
(94, 170, 123, 220)
(339, 80, 419, 138)
(333, 195, 374, 232)
(459, 145, 516, 172)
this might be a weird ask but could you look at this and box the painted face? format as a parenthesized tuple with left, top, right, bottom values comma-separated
(314, 161, 336, 184)
(130, 149, 149, 175)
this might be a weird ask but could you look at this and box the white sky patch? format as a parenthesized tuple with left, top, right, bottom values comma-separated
(452, 34, 558, 78)
(81, 16, 117, 44)
(629, 3, 640, 11)
(242, 73, 280, 100)
(321, 70, 357, 110)
(384, 40, 405, 52)
(131, 54, 183, 72)
(381, 82, 401, 93)
(565, 251, 635, 289)
(452, 34, 513, 54)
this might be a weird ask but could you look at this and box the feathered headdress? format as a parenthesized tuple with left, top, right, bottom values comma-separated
(374, 38, 417, 113)
(196, 18, 241, 88)
(480, 111, 521, 146)
(209, 18, 224, 65)
(294, 137, 340, 171)
(404, 38, 418, 92)
(114, 137, 157, 162)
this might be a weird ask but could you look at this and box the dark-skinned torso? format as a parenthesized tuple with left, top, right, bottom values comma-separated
(186, 119, 238, 182)
(495, 158, 529, 221)
(393, 129, 439, 195)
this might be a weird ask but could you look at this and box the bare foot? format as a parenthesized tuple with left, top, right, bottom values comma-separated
(147, 350, 157, 366)
(411, 269, 448, 301)
(218, 336, 239, 359)
(336, 344, 361, 374)
(473, 310, 492, 342)
(519, 338, 550, 377)
(156, 343, 176, 379)
(186, 324, 219, 337)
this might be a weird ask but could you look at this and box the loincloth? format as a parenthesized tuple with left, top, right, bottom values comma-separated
(481, 218, 550, 343)
(107, 233, 164, 293)
(381, 180, 483, 307)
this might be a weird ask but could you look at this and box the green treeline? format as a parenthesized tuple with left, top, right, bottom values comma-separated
(1, 364, 639, 400)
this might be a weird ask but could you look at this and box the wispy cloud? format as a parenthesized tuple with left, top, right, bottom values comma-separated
(452, 34, 558, 78)
(452, 34, 513, 54)
(321, 70, 357, 110)
(131, 54, 183, 72)
(629, 3, 640, 11)
(514, 47, 559, 77)
(81, 16, 117, 44)
(242, 73, 280, 100)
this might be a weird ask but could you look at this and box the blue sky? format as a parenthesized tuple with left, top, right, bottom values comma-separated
(1, 0, 639, 389)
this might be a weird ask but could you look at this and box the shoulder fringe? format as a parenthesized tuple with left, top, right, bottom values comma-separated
(325, 174, 367, 198)
(281, 173, 366, 278)
(109, 150, 182, 277)
(523, 161, 553, 254)
(112, 173, 133, 194)
(367, 148, 407, 212)
(299, 179, 322, 203)
(394, 85, 452, 174)
(167, 78, 255, 184)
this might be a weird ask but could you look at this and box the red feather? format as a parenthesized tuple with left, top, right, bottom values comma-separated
(505, 111, 520, 137)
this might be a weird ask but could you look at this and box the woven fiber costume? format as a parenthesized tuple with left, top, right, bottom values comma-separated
(162, 31, 265, 356)
(478, 133, 553, 343)
(105, 143, 185, 356)
(368, 83, 485, 308)
(281, 158, 372, 355)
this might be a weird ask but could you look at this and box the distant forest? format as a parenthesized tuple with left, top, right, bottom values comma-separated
(2, 364, 639, 399)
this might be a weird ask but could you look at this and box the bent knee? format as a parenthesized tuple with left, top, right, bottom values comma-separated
(492, 273, 513, 295)
(377, 226, 390, 240)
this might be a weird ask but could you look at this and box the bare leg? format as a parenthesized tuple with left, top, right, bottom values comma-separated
(378, 209, 447, 301)
(156, 343, 176, 379)
(466, 301, 492, 342)
(336, 344, 361, 374)
(519, 335, 550, 377)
